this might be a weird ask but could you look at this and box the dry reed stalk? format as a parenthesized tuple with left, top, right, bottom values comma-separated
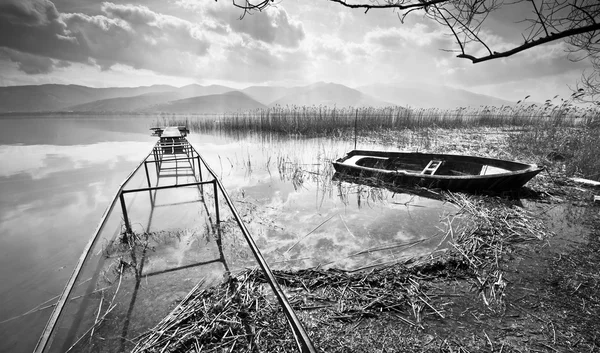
(131, 262, 463, 352)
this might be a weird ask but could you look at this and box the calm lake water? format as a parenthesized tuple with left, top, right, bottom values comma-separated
(0, 116, 460, 353)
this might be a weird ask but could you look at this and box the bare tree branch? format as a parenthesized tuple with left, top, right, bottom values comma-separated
(327, 0, 450, 11)
(459, 22, 600, 63)
(435, 5, 465, 56)
(531, 0, 550, 37)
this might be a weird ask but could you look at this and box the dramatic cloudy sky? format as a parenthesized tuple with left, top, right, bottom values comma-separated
(0, 0, 593, 101)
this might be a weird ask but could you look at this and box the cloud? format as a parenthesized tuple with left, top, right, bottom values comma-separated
(0, 0, 304, 79)
(0, 0, 213, 75)
(356, 19, 590, 92)
(0, 47, 55, 74)
(177, 1, 305, 48)
(0, 141, 151, 179)
(310, 36, 368, 63)
(0, 0, 85, 70)
(0, 0, 61, 26)
(365, 24, 452, 51)
(217, 40, 311, 82)
(225, 7, 305, 48)
(65, 2, 213, 74)
(444, 41, 591, 87)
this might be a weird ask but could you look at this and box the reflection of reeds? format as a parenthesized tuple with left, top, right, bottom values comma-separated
(102, 231, 152, 261)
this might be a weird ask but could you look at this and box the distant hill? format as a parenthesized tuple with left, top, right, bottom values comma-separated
(148, 91, 267, 113)
(0, 84, 95, 112)
(0, 84, 173, 112)
(242, 86, 293, 105)
(177, 84, 234, 98)
(0, 82, 516, 113)
(68, 92, 181, 112)
(270, 82, 393, 108)
(357, 83, 514, 109)
(68, 85, 235, 112)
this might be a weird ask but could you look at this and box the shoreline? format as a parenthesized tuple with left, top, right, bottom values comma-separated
(128, 127, 600, 352)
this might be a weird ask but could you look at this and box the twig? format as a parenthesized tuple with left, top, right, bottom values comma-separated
(286, 214, 336, 253)
(65, 304, 117, 352)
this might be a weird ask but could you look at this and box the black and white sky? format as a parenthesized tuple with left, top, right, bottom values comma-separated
(0, 0, 593, 102)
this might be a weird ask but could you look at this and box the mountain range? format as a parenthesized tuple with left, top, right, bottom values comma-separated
(0, 82, 515, 113)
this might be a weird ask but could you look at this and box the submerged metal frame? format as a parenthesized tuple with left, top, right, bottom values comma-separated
(33, 148, 154, 353)
(35, 132, 317, 353)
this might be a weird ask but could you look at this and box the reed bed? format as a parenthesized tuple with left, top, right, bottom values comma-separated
(158, 101, 598, 137)
(131, 191, 551, 352)
(160, 100, 599, 181)
(508, 120, 600, 181)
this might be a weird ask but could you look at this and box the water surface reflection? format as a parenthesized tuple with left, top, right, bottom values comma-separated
(186, 134, 462, 272)
(0, 116, 155, 353)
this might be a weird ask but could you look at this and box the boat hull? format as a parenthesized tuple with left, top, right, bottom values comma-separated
(332, 150, 543, 192)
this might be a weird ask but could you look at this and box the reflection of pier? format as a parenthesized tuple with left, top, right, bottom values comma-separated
(34, 128, 316, 353)
(111, 131, 224, 353)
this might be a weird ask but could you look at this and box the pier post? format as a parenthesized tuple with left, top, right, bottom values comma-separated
(213, 180, 220, 223)
(143, 161, 154, 204)
(153, 148, 159, 175)
(188, 144, 195, 175)
(143, 161, 151, 187)
(157, 147, 162, 171)
(197, 155, 203, 181)
(119, 192, 132, 234)
(190, 156, 195, 176)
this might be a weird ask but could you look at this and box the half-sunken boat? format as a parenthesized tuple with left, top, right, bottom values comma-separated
(333, 150, 543, 192)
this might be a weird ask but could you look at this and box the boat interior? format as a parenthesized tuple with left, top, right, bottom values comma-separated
(353, 156, 508, 176)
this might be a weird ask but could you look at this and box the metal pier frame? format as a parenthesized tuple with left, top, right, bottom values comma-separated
(34, 135, 317, 353)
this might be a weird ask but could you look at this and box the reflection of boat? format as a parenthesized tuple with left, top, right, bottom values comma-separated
(332, 172, 444, 200)
(333, 150, 543, 192)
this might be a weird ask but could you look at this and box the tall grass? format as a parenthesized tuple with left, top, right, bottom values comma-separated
(508, 118, 600, 180)
(500, 96, 600, 180)
(158, 101, 599, 137)
(158, 98, 600, 181)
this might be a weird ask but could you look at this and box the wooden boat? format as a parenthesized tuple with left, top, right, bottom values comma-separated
(333, 150, 544, 192)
